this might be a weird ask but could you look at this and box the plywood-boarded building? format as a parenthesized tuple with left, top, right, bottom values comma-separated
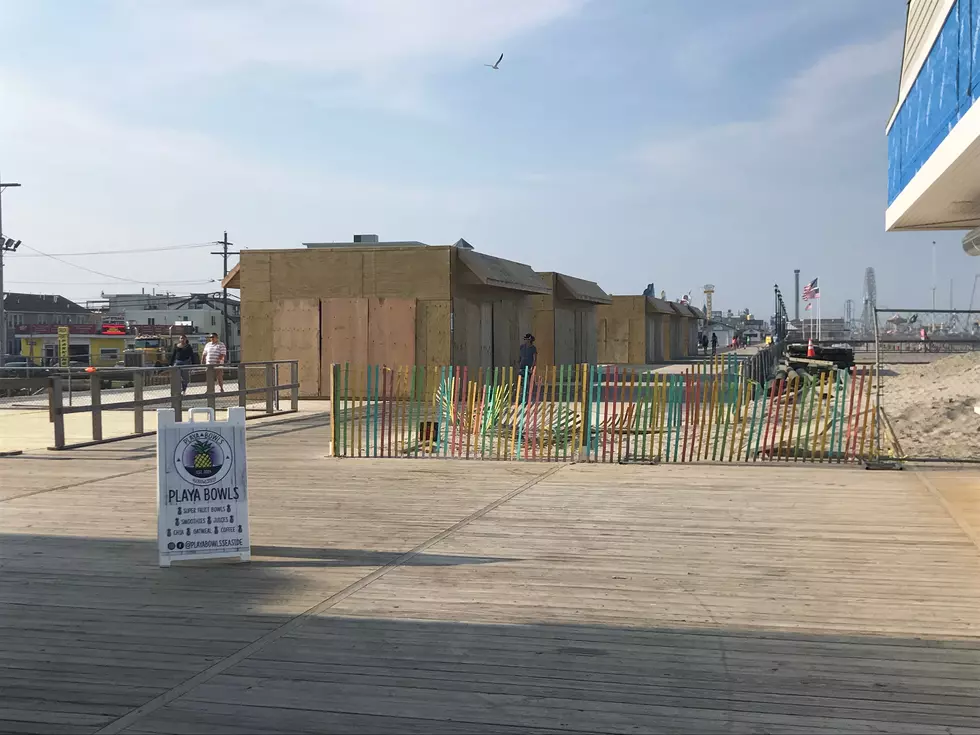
(223, 242, 550, 397)
(596, 295, 700, 365)
(529, 273, 611, 366)
(673, 303, 704, 355)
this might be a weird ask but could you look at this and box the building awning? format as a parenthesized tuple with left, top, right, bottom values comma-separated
(457, 250, 551, 294)
(554, 274, 611, 304)
(669, 302, 697, 318)
(644, 296, 675, 315)
(221, 263, 241, 289)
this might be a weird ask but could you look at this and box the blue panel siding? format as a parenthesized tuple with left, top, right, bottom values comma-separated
(888, 0, 980, 204)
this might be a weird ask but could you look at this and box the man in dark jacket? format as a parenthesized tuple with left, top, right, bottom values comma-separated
(170, 335, 196, 393)
(519, 333, 537, 377)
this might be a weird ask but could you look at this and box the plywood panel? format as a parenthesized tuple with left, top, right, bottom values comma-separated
(516, 298, 531, 349)
(415, 300, 451, 366)
(598, 316, 629, 364)
(366, 298, 416, 368)
(554, 307, 575, 366)
(628, 318, 646, 364)
(320, 298, 368, 374)
(492, 300, 515, 368)
(364, 248, 451, 300)
(575, 308, 597, 364)
(240, 252, 272, 303)
(479, 302, 493, 369)
(450, 297, 481, 372)
(272, 299, 321, 397)
(645, 314, 658, 363)
(531, 309, 555, 366)
(270, 251, 364, 300)
(241, 301, 274, 363)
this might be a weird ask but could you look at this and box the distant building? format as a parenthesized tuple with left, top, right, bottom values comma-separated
(886, 1, 980, 232)
(1, 292, 128, 365)
(89, 292, 241, 356)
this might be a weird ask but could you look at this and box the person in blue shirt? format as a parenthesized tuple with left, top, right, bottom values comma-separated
(519, 333, 537, 375)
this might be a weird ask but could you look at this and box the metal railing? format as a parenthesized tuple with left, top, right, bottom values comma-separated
(845, 338, 980, 353)
(44, 360, 298, 449)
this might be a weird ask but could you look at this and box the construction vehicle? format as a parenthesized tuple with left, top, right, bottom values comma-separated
(123, 326, 198, 368)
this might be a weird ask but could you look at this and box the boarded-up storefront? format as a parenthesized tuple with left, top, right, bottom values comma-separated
(668, 303, 702, 358)
(597, 295, 694, 364)
(451, 250, 552, 372)
(596, 297, 644, 365)
(226, 244, 548, 397)
(645, 297, 676, 362)
(530, 273, 611, 366)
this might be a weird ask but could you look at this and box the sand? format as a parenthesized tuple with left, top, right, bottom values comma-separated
(882, 353, 980, 459)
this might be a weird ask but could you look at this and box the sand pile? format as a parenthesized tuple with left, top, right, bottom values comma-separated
(882, 353, 980, 459)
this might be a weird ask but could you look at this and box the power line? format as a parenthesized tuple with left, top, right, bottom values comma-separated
(7, 279, 216, 286)
(13, 242, 214, 258)
(17, 244, 215, 286)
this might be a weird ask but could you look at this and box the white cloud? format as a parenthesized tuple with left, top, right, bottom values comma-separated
(119, 0, 581, 74)
(0, 0, 583, 296)
(668, 1, 873, 85)
(0, 68, 523, 296)
(638, 30, 903, 187)
(89, 0, 583, 115)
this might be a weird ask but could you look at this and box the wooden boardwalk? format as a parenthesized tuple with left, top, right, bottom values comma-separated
(1, 414, 979, 734)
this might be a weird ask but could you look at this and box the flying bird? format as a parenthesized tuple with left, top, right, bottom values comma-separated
(485, 53, 503, 70)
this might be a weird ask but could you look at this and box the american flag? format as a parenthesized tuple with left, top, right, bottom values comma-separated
(805, 302, 813, 311)
(802, 277, 820, 301)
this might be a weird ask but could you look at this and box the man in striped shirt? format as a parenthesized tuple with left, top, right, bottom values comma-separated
(202, 333, 228, 392)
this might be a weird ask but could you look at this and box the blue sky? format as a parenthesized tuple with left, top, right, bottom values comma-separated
(0, 0, 966, 317)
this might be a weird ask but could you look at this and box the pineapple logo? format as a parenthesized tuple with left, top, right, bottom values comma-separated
(175, 430, 233, 486)
(192, 440, 215, 473)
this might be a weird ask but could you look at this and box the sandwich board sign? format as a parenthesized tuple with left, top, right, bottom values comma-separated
(157, 407, 250, 567)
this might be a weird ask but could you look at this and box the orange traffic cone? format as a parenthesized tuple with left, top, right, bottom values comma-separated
(807, 338, 815, 358)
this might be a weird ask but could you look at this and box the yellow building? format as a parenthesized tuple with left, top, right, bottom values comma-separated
(18, 327, 128, 367)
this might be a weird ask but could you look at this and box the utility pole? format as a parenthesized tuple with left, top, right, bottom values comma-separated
(211, 232, 239, 359)
(0, 174, 23, 367)
(793, 269, 800, 323)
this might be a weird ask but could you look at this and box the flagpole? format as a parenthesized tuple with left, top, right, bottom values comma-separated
(818, 276, 822, 342)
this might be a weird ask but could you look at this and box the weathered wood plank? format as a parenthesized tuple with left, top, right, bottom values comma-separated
(0, 422, 979, 734)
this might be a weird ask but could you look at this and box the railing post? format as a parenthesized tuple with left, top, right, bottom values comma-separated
(238, 364, 247, 408)
(206, 366, 216, 410)
(265, 363, 275, 415)
(90, 372, 103, 442)
(133, 372, 144, 434)
(49, 376, 65, 450)
(331, 363, 339, 456)
(290, 361, 299, 411)
(170, 367, 183, 421)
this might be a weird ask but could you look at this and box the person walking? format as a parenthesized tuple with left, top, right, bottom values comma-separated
(710, 332, 718, 356)
(169, 335, 196, 394)
(518, 333, 537, 378)
(203, 332, 228, 392)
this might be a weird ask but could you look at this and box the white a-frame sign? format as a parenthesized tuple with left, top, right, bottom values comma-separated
(157, 407, 250, 567)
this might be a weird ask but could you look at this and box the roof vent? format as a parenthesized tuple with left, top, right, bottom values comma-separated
(353, 234, 379, 243)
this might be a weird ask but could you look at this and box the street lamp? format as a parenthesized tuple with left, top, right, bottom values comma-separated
(0, 177, 22, 367)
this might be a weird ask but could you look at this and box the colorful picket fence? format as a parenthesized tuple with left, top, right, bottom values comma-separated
(329, 358, 878, 464)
